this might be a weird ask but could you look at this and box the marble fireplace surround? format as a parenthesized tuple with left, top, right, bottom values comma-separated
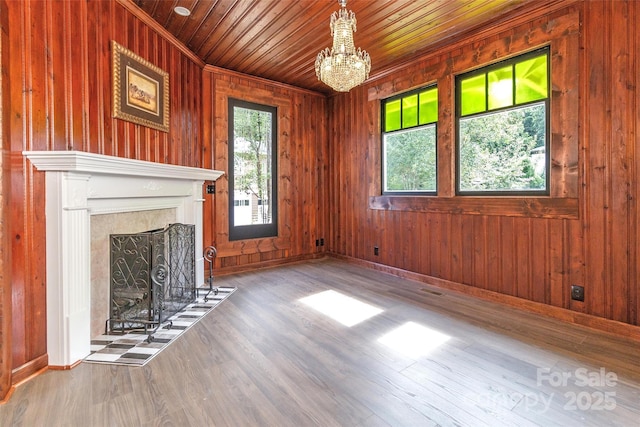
(23, 151, 223, 368)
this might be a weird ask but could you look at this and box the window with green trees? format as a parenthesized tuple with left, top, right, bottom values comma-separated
(457, 47, 549, 194)
(382, 86, 438, 194)
(228, 98, 278, 241)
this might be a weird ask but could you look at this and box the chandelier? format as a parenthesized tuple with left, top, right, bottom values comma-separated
(315, 0, 371, 92)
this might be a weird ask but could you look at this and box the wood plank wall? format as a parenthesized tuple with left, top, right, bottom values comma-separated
(583, 0, 639, 325)
(327, 1, 640, 328)
(3, 0, 204, 384)
(0, 0, 12, 401)
(201, 67, 328, 273)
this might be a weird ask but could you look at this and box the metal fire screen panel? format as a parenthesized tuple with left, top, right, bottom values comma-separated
(108, 223, 196, 334)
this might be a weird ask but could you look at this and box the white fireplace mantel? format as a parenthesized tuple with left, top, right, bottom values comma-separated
(23, 151, 223, 367)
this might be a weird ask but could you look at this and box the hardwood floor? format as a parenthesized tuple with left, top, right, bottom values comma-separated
(2, 258, 640, 426)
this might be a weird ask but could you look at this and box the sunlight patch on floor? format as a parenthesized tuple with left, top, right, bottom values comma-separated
(378, 321, 450, 358)
(299, 290, 384, 327)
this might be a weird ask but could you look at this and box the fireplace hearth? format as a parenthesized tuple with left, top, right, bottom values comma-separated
(108, 223, 196, 338)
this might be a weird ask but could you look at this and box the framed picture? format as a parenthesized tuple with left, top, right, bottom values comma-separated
(112, 40, 169, 132)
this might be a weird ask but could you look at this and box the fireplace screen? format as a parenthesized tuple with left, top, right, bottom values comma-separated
(108, 223, 196, 335)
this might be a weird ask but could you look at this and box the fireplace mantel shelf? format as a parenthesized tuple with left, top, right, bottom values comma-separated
(23, 150, 223, 368)
(24, 150, 223, 182)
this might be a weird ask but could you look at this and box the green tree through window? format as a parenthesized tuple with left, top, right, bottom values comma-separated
(459, 104, 546, 191)
(382, 86, 437, 194)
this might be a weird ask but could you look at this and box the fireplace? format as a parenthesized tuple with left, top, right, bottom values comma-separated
(91, 209, 177, 339)
(108, 223, 196, 336)
(23, 151, 223, 367)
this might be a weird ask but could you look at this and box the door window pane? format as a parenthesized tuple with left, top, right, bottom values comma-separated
(228, 99, 278, 240)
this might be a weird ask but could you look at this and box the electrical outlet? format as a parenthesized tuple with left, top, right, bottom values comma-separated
(571, 285, 584, 302)
(206, 184, 215, 194)
(320, 238, 324, 246)
(374, 246, 379, 256)
(315, 239, 320, 247)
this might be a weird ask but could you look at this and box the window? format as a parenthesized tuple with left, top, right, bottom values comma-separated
(456, 47, 549, 195)
(228, 98, 277, 240)
(382, 86, 438, 194)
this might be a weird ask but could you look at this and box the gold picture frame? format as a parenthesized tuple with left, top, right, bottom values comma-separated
(112, 40, 169, 132)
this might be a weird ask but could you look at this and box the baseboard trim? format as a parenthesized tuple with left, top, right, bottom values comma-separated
(11, 354, 48, 386)
(0, 386, 15, 405)
(5, 354, 49, 404)
(215, 252, 325, 276)
(331, 253, 640, 342)
(48, 359, 82, 371)
(2, 363, 48, 405)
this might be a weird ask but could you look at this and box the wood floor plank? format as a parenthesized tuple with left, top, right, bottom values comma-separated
(1, 258, 639, 426)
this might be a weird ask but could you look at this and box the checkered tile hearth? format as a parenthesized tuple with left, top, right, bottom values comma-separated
(85, 287, 236, 366)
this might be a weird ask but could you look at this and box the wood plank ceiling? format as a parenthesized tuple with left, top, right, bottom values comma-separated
(134, 0, 542, 94)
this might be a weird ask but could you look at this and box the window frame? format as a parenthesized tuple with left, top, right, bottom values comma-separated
(370, 13, 580, 220)
(228, 98, 278, 241)
(455, 47, 551, 196)
(381, 85, 438, 196)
